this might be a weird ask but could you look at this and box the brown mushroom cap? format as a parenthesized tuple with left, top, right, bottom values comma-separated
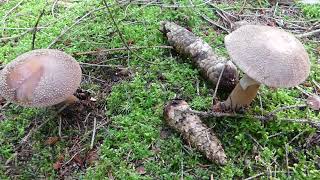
(0, 49, 82, 107)
(224, 25, 310, 88)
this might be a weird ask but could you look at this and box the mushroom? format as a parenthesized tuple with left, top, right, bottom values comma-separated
(0, 49, 82, 107)
(214, 25, 310, 111)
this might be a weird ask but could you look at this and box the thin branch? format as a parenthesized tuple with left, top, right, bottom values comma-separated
(73, 45, 173, 56)
(296, 29, 320, 38)
(90, 117, 97, 149)
(80, 62, 125, 69)
(51, 0, 59, 18)
(59, 116, 62, 138)
(0, 30, 29, 42)
(199, 14, 230, 33)
(62, 148, 86, 167)
(120, 0, 211, 8)
(1, 0, 24, 37)
(0, 27, 47, 30)
(79, 120, 111, 144)
(47, 7, 105, 48)
(102, 0, 156, 64)
(212, 63, 226, 102)
(265, 104, 307, 118)
(188, 108, 320, 129)
(31, 3, 47, 50)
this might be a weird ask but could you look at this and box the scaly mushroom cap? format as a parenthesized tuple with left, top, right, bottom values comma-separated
(0, 49, 82, 107)
(225, 25, 310, 88)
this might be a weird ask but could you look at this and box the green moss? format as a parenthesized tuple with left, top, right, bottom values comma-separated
(1, 0, 320, 179)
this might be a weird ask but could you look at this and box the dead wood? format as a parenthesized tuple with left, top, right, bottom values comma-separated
(164, 99, 227, 165)
(160, 21, 239, 91)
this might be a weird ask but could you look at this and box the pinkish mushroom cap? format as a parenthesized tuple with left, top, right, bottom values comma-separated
(225, 25, 310, 88)
(0, 49, 82, 107)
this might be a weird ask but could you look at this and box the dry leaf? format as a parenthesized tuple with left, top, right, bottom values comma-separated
(136, 166, 146, 175)
(53, 162, 62, 170)
(307, 95, 320, 110)
(73, 154, 83, 167)
(86, 149, 98, 166)
(45, 137, 60, 145)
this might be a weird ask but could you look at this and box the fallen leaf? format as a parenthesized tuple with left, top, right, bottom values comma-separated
(57, 154, 64, 162)
(127, 39, 135, 45)
(136, 166, 146, 175)
(73, 154, 83, 167)
(86, 149, 98, 166)
(53, 162, 62, 170)
(303, 82, 312, 87)
(45, 137, 60, 145)
(307, 94, 320, 110)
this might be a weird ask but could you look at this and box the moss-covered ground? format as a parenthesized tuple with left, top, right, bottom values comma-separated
(0, 0, 320, 179)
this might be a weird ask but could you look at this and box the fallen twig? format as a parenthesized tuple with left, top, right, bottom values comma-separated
(47, 6, 106, 48)
(0, 30, 29, 42)
(199, 14, 230, 33)
(296, 29, 320, 38)
(62, 148, 86, 167)
(103, 0, 156, 64)
(80, 62, 126, 69)
(31, 3, 47, 50)
(51, 0, 59, 18)
(73, 45, 173, 56)
(188, 105, 320, 129)
(1, 0, 24, 37)
(90, 117, 97, 149)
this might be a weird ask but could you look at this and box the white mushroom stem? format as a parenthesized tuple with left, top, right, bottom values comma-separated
(63, 95, 79, 105)
(221, 74, 260, 110)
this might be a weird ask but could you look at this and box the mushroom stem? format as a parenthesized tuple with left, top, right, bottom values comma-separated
(218, 74, 260, 111)
(63, 95, 79, 105)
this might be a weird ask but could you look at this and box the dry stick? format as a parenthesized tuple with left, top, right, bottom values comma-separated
(73, 45, 173, 56)
(51, 0, 59, 18)
(80, 62, 125, 69)
(199, 13, 230, 33)
(121, 0, 211, 8)
(296, 29, 320, 38)
(0, 27, 47, 30)
(13, 104, 68, 154)
(90, 117, 97, 149)
(62, 148, 86, 167)
(79, 120, 111, 144)
(244, 172, 265, 180)
(265, 104, 307, 119)
(102, 0, 156, 65)
(1, 0, 24, 37)
(0, 30, 29, 42)
(212, 64, 226, 102)
(47, 6, 106, 48)
(31, 3, 47, 50)
(82, 74, 108, 83)
(59, 116, 62, 138)
(285, 143, 289, 176)
(188, 106, 320, 129)
(238, 0, 247, 14)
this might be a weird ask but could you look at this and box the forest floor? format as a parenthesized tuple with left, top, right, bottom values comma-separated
(0, 0, 320, 179)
